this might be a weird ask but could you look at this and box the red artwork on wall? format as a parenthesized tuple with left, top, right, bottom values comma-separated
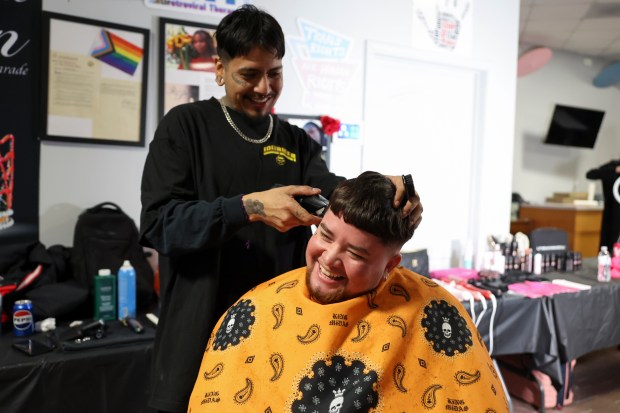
(0, 134, 15, 230)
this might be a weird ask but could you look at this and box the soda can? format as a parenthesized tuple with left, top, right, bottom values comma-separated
(13, 299, 34, 337)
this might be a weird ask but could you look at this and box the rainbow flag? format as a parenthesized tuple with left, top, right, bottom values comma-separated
(91, 29, 144, 76)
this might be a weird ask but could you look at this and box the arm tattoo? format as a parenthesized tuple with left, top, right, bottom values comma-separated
(244, 198, 266, 217)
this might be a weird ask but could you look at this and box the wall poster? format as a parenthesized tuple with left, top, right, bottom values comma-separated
(412, 0, 473, 56)
(286, 18, 360, 113)
(159, 17, 222, 120)
(41, 12, 149, 146)
(144, 0, 250, 17)
(0, 0, 41, 253)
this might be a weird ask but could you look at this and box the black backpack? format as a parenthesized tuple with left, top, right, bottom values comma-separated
(72, 202, 154, 309)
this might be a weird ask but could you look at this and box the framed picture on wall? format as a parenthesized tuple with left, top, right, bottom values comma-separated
(41, 12, 149, 147)
(159, 18, 222, 120)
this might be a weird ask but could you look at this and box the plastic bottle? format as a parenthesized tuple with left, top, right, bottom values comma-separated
(94, 269, 116, 321)
(597, 246, 611, 282)
(525, 248, 533, 273)
(462, 241, 473, 270)
(495, 253, 506, 274)
(533, 252, 542, 275)
(117, 260, 137, 319)
(574, 252, 582, 270)
(492, 244, 504, 273)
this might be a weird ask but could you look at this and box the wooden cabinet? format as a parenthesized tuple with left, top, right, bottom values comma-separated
(509, 218, 533, 235)
(514, 204, 603, 257)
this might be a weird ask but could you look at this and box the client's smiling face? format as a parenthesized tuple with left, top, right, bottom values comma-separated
(305, 210, 401, 304)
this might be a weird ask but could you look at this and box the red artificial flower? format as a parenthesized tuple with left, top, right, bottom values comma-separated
(319, 115, 341, 135)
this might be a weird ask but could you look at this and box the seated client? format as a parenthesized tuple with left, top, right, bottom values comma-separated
(188, 171, 509, 412)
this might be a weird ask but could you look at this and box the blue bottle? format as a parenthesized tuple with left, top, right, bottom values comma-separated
(117, 260, 137, 319)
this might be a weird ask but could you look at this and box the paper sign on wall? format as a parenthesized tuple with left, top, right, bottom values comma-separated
(412, 0, 473, 56)
(287, 19, 360, 111)
(144, 0, 250, 17)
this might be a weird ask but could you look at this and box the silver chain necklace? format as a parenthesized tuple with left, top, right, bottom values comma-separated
(219, 99, 273, 144)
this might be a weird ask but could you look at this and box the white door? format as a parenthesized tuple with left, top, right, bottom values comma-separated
(364, 42, 485, 269)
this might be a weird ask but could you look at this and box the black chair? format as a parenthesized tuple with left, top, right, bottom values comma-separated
(529, 227, 568, 254)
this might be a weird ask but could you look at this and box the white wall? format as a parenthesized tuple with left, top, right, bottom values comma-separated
(513, 49, 620, 204)
(40, 0, 519, 270)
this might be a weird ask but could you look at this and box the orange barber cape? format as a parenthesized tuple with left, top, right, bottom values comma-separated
(188, 266, 509, 412)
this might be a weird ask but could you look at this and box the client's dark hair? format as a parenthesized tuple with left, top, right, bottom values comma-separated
(215, 4, 285, 61)
(328, 171, 415, 247)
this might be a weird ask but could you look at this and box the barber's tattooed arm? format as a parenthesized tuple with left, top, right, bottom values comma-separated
(244, 198, 266, 217)
(241, 185, 322, 231)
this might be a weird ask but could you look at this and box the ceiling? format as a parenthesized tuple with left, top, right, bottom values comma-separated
(519, 0, 620, 62)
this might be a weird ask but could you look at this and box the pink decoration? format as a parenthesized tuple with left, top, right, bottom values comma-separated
(517, 47, 553, 77)
(430, 268, 478, 282)
(508, 281, 579, 298)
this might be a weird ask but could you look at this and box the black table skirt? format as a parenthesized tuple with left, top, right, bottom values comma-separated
(0, 317, 155, 413)
(469, 258, 620, 388)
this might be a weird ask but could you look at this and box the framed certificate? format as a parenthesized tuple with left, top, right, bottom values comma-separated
(41, 12, 149, 146)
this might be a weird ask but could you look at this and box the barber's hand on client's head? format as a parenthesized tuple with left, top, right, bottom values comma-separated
(387, 174, 423, 230)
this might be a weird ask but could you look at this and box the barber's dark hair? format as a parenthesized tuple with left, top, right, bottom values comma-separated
(328, 171, 414, 246)
(215, 4, 285, 61)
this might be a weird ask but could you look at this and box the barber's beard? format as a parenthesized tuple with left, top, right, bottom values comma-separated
(305, 266, 345, 304)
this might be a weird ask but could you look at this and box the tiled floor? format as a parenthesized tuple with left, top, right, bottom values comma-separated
(509, 346, 620, 412)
